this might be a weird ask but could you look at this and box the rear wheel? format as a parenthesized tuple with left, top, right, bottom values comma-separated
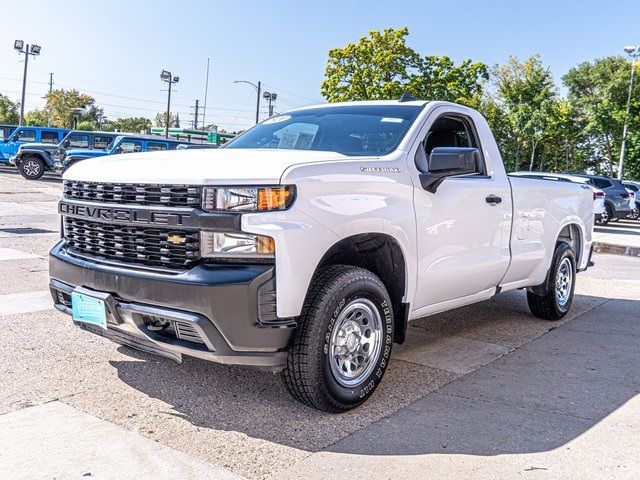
(527, 242, 576, 321)
(597, 204, 612, 225)
(282, 265, 394, 412)
(19, 156, 45, 180)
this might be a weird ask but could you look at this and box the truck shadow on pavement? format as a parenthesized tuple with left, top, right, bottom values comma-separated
(109, 291, 640, 456)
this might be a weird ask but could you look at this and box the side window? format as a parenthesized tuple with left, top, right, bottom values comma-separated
(416, 115, 483, 174)
(68, 133, 89, 148)
(146, 142, 168, 152)
(118, 140, 142, 153)
(627, 184, 639, 192)
(41, 131, 59, 144)
(68, 134, 89, 148)
(16, 129, 36, 142)
(423, 117, 477, 153)
(92, 136, 111, 149)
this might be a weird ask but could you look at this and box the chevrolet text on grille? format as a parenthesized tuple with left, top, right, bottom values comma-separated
(59, 202, 191, 226)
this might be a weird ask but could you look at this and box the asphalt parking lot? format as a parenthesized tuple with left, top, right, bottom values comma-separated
(0, 166, 639, 479)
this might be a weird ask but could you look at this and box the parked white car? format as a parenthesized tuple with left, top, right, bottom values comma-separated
(510, 172, 606, 221)
(623, 181, 640, 219)
(50, 100, 594, 411)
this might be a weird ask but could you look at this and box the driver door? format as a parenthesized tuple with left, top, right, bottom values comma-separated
(411, 108, 512, 310)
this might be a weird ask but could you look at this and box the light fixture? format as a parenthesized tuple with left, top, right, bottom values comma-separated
(14, 39, 24, 51)
(624, 45, 638, 54)
(173, 76, 180, 83)
(30, 44, 41, 55)
(160, 69, 171, 81)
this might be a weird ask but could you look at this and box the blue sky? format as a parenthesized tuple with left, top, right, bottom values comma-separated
(1, 0, 638, 131)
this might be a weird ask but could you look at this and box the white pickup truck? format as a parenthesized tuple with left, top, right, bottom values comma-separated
(50, 100, 594, 412)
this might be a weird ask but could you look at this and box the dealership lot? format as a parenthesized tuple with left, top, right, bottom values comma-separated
(0, 167, 638, 479)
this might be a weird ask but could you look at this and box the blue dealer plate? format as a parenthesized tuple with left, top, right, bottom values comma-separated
(71, 292, 107, 330)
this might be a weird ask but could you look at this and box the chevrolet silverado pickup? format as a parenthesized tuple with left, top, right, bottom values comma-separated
(50, 100, 594, 412)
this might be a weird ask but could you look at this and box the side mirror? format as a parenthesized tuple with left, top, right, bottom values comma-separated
(114, 147, 123, 154)
(419, 147, 480, 193)
(62, 140, 70, 147)
(3, 138, 8, 143)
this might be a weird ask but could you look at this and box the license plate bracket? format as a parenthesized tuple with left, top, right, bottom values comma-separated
(71, 291, 108, 330)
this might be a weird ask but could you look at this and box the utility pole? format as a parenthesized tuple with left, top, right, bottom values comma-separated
(619, 45, 640, 180)
(47, 73, 53, 127)
(192, 100, 200, 130)
(160, 70, 179, 138)
(13, 40, 42, 126)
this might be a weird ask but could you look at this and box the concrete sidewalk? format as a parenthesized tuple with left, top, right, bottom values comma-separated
(594, 219, 640, 256)
(273, 298, 640, 479)
(0, 401, 242, 480)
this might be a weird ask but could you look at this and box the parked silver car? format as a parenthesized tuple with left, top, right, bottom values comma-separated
(573, 175, 632, 224)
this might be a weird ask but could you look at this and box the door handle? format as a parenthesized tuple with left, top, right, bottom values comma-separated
(486, 195, 502, 205)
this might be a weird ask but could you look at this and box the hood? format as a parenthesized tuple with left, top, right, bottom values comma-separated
(19, 142, 59, 152)
(65, 148, 105, 158)
(63, 148, 350, 184)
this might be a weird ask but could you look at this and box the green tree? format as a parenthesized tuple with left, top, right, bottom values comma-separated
(24, 109, 49, 126)
(103, 117, 151, 133)
(409, 56, 488, 107)
(563, 56, 639, 177)
(0, 94, 19, 124)
(76, 121, 95, 131)
(320, 27, 487, 104)
(45, 89, 102, 129)
(489, 55, 557, 171)
(154, 112, 179, 128)
(321, 27, 420, 102)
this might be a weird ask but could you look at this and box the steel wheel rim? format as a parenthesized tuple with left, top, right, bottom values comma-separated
(23, 160, 40, 177)
(555, 257, 573, 307)
(329, 299, 383, 387)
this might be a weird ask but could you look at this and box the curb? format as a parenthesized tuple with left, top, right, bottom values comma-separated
(593, 242, 640, 257)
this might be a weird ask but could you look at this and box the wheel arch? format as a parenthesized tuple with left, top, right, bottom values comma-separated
(557, 223, 583, 267)
(314, 233, 410, 344)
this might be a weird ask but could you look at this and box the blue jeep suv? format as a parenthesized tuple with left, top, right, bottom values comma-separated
(1, 126, 70, 166)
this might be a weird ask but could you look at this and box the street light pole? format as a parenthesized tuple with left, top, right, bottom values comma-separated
(263, 91, 277, 118)
(13, 40, 42, 126)
(234, 80, 261, 124)
(619, 45, 640, 180)
(160, 70, 180, 138)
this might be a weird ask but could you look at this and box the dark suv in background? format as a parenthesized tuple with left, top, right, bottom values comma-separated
(574, 174, 632, 224)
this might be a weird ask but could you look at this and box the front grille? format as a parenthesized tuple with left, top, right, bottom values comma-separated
(63, 181, 202, 207)
(64, 217, 200, 270)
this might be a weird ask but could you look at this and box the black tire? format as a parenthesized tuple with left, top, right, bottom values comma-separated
(527, 242, 576, 321)
(597, 204, 612, 225)
(282, 265, 394, 412)
(18, 156, 45, 180)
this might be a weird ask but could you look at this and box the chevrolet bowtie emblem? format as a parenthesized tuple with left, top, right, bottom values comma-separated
(167, 235, 186, 245)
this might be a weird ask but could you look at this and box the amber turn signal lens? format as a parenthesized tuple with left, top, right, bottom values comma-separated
(256, 235, 276, 254)
(257, 187, 294, 211)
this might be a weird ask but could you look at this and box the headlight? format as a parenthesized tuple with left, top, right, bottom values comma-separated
(200, 231, 275, 260)
(202, 186, 295, 212)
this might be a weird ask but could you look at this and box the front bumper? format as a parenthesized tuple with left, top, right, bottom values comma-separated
(49, 241, 295, 368)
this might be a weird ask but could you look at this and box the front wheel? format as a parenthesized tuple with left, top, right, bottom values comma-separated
(282, 265, 394, 412)
(19, 157, 45, 180)
(527, 242, 576, 321)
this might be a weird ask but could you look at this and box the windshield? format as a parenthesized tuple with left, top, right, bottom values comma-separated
(226, 104, 423, 156)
